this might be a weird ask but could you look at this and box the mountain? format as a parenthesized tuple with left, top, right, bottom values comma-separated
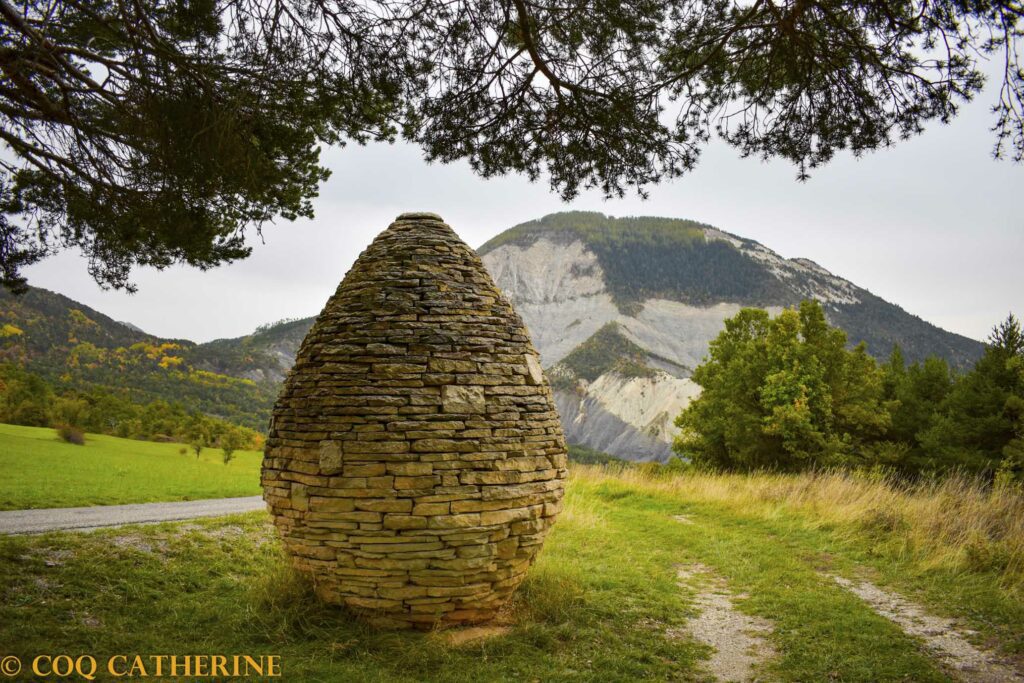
(477, 212, 985, 461)
(189, 317, 313, 384)
(0, 212, 985, 459)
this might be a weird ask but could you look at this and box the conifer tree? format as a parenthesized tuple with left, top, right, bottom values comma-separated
(922, 314, 1024, 474)
(2, 0, 1022, 291)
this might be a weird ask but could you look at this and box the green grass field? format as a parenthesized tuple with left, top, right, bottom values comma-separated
(2, 466, 1022, 681)
(0, 423, 261, 510)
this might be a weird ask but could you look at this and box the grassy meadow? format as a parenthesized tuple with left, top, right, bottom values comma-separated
(2, 464, 1023, 681)
(0, 423, 262, 510)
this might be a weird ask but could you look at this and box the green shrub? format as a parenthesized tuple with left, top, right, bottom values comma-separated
(55, 424, 85, 445)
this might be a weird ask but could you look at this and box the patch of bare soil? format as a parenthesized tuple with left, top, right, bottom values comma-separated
(437, 625, 513, 646)
(830, 575, 1024, 682)
(202, 524, 245, 539)
(673, 514, 695, 525)
(433, 604, 516, 647)
(672, 564, 776, 682)
(77, 612, 102, 629)
(22, 547, 74, 567)
(180, 520, 276, 546)
(110, 534, 169, 556)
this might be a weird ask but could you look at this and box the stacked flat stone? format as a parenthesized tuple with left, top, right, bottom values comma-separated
(262, 212, 568, 629)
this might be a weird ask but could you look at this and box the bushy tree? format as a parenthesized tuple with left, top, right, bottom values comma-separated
(674, 301, 890, 471)
(997, 383, 1024, 485)
(921, 314, 1024, 475)
(219, 427, 245, 464)
(51, 396, 91, 429)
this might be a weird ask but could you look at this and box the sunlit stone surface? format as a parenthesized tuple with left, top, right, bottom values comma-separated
(262, 213, 568, 628)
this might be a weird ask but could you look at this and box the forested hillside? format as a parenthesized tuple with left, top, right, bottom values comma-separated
(0, 287, 279, 430)
(481, 212, 793, 310)
(191, 317, 313, 384)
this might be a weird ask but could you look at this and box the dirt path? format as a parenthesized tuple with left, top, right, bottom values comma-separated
(0, 496, 266, 534)
(830, 575, 1024, 682)
(674, 564, 776, 682)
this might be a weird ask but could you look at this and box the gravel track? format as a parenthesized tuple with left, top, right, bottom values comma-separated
(830, 574, 1024, 682)
(0, 496, 266, 534)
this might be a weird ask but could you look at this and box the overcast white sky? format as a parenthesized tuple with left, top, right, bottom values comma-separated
(23, 81, 1022, 344)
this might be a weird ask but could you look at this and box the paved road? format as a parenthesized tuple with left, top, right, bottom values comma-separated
(0, 496, 266, 534)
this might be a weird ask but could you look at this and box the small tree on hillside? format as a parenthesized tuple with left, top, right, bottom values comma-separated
(188, 416, 212, 460)
(55, 424, 85, 445)
(219, 429, 244, 465)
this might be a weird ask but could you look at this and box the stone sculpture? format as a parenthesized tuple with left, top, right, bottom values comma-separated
(262, 212, 568, 628)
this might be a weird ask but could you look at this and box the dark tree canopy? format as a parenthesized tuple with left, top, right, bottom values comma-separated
(0, 0, 412, 291)
(1, 0, 1022, 291)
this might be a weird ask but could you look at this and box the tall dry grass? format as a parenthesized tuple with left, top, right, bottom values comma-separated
(572, 465, 1024, 592)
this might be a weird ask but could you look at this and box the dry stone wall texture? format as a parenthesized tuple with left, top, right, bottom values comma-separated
(262, 212, 568, 628)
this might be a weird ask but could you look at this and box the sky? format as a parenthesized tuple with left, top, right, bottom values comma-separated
(23, 81, 1023, 344)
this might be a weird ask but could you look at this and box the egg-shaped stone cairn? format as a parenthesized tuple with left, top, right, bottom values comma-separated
(261, 212, 568, 628)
